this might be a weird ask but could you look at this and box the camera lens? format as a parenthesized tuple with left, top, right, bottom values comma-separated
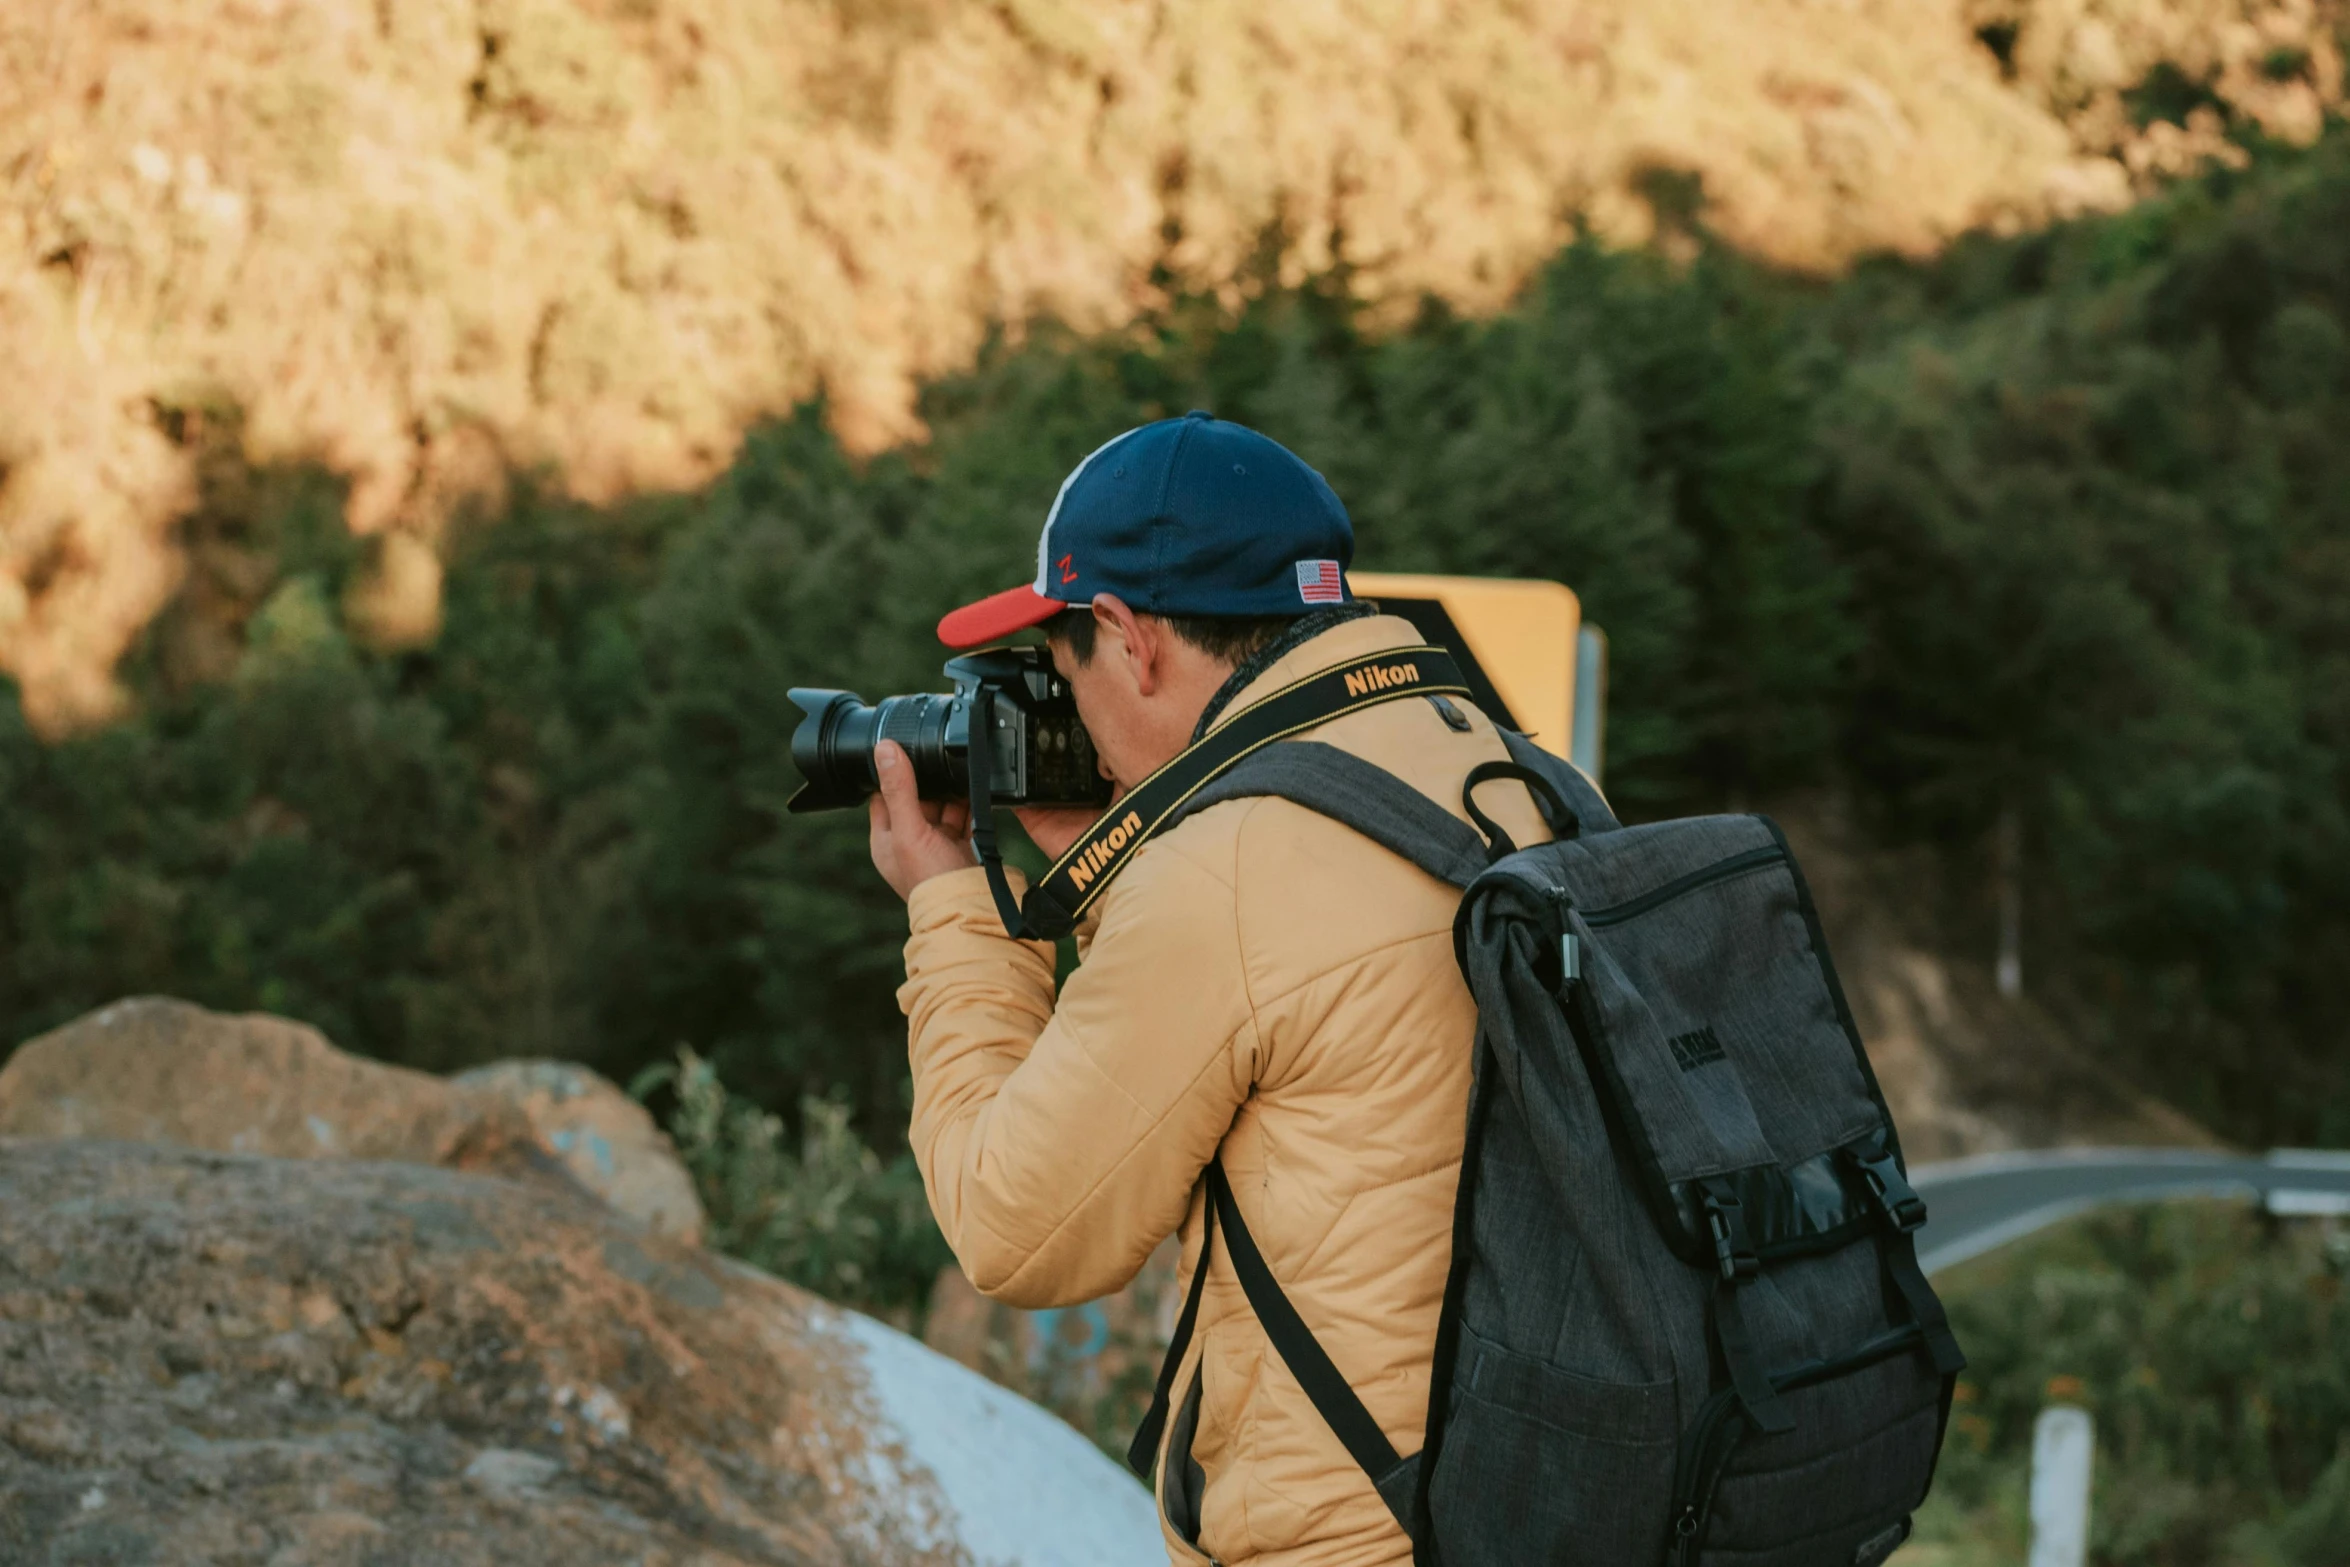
(786, 689, 969, 813)
(874, 693, 967, 790)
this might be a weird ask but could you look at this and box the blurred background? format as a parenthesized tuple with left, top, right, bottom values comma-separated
(1, 2, 2347, 1559)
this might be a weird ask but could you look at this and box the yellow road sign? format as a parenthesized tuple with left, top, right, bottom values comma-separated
(1348, 572, 1590, 768)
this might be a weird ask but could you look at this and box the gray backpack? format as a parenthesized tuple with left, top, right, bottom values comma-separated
(1134, 734, 1964, 1567)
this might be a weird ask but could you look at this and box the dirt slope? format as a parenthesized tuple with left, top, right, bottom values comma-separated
(1780, 795, 2219, 1162)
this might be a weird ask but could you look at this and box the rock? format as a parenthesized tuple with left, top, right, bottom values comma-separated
(0, 1000, 714, 1242)
(0, 1138, 1159, 1565)
(455, 1059, 707, 1244)
(462, 1448, 562, 1498)
(0, 998, 559, 1185)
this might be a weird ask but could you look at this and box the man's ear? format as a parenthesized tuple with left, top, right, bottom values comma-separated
(1090, 594, 1160, 696)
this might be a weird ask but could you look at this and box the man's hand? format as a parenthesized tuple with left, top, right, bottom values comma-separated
(868, 741, 977, 901)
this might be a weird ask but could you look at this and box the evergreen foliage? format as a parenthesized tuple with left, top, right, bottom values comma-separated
(2, 132, 2346, 1153)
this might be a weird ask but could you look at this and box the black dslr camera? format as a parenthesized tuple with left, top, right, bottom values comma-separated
(786, 647, 1114, 814)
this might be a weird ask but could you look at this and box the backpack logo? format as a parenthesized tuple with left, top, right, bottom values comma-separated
(1668, 1026, 1726, 1071)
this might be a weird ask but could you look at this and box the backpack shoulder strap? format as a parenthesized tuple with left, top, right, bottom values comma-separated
(1132, 738, 1500, 1534)
(1171, 739, 1491, 889)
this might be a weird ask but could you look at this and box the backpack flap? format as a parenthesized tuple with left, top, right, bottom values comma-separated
(1458, 814, 1902, 1265)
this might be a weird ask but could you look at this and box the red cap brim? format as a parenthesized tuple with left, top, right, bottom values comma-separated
(937, 584, 1068, 649)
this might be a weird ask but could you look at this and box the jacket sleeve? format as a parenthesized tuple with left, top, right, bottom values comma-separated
(897, 842, 1258, 1308)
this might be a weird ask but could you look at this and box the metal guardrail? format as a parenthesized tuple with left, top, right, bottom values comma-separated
(1911, 1147, 2350, 1275)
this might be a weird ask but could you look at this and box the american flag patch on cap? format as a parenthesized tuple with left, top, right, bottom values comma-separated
(1295, 559, 1345, 604)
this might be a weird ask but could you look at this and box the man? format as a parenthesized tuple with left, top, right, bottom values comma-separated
(867, 412, 1546, 1567)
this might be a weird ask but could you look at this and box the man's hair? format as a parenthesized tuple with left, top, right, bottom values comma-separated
(1048, 606, 1302, 668)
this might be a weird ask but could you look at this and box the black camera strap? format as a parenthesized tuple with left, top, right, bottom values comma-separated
(969, 646, 1471, 940)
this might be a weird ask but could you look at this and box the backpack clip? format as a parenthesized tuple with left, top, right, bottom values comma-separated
(1699, 1186, 1759, 1283)
(1847, 1147, 1928, 1234)
(1844, 1145, 1968, 1376)
(1696, 1180, 1794, 1434)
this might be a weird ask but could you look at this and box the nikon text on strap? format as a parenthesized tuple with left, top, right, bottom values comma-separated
(969, 646, 1471, 940)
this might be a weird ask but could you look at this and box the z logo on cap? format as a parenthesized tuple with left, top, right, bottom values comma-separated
(1295, 559, 1344, 604)
(1059, 553, 1078, 585)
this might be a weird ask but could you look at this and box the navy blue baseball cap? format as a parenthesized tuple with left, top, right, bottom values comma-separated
(938, 411, 1355, 648)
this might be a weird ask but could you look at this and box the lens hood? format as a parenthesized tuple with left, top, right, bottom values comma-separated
(785, 688, 869, 813)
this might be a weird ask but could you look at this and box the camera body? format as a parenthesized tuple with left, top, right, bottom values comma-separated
(786, 647, 1113, 814)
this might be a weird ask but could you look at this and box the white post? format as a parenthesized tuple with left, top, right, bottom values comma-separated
(2028, 1404, 2094, 1567)
(1995, 800, 2024, 999)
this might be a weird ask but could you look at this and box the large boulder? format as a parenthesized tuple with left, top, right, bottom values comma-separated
(456, 1058, 707, 1244)
(0, 998, 551, 1177)
(0, 1000, 708, 1240)
(0, 1138, 1158, 1565)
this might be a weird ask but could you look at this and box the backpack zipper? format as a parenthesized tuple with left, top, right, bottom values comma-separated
(1546, 888, 1582, 996)
(1667, 1387, 1749, 1566)
(1579, 845, 1787, 930)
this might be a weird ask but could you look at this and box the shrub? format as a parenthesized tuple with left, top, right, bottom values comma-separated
(1916, 1202, 2350, 1565)
(632, 1047, 950, 1323)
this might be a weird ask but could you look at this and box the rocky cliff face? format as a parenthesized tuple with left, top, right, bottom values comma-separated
(3, 0, 2343, 728)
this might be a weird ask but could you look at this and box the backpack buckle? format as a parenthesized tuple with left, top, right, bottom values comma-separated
(1848, 1147, 1928, 1233)
(1698, 1185, 1759, 1283)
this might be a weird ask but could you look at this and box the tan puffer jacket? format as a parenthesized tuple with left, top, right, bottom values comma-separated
(899, 615, 1553, 1566)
